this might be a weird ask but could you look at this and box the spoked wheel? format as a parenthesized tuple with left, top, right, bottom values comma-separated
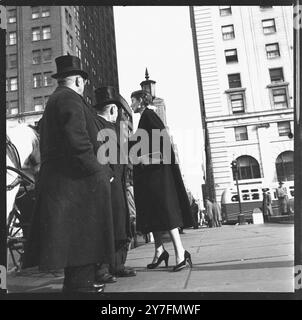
(7, 205, 26, 273)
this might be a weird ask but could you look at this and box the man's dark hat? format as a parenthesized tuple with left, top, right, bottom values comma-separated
(51, 55, 88, 79)
(94, 86, 129, 110)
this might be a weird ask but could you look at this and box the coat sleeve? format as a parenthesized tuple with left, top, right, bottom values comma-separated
(57, 92, 102, 176)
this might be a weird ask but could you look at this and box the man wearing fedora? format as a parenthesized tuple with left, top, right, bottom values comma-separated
(23, 55, 116, 293)
(93, 86, 136, 283)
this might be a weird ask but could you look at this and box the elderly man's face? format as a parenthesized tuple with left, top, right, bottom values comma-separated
(76, 76, 87, 95)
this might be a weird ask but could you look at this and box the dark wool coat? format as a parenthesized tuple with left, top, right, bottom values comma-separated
(94, 116, 131, 242)
(131, 108, 193, 234)
(23, 86, 115, 270)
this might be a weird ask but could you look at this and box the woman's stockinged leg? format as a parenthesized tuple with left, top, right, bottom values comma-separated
(152, 231, 165, 263)
(168, 228, 185, 265)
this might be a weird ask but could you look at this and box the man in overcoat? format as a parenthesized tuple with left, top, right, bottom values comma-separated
(93, 86, 136, 283)
(23, 55, 115, 293)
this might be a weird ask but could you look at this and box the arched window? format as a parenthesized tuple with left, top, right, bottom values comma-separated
(276, 151, 294, 182)
(234, 155, 261, 180)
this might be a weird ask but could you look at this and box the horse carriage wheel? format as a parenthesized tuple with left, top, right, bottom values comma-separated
(7, 204, 27, 273)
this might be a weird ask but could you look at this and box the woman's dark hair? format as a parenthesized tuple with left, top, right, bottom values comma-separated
(131, 90, 153, 107)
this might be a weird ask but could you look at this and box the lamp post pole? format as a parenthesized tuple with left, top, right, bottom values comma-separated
(231, 160, 245, 225)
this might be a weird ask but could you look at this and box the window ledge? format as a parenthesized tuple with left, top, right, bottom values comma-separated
(225, 87, 246, 94)
(267, 82, 289, 88)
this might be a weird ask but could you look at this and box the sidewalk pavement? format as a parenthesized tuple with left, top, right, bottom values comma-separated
(7, 223, 294, 293)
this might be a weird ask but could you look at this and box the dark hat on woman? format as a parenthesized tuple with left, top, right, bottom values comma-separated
(94, 86, 129, 111)
(51, 55, 88, 79)
(130, 89, 151, 99)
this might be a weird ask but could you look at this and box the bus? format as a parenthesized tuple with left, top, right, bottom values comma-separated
(221, 181, 294, 224)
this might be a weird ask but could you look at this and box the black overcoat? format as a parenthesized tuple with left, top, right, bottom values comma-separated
(23, 86, 115, 270)
(131, 108, 193, 233)
(94, 116, 131, 242)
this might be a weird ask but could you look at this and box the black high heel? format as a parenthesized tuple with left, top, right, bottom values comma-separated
(147, 250, 169, 269)
(173, 250, 193, 272)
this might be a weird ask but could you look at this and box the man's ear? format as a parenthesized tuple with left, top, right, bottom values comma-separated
(75, 77, 80, 87)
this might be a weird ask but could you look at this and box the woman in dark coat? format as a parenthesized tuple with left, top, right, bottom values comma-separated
(130, 90, 193, 272)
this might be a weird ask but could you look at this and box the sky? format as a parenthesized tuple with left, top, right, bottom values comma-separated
(114, 6, 205, 202)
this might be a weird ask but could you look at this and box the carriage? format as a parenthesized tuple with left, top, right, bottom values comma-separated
(6, 124, 40, 272)
(221, 181, 294, 224)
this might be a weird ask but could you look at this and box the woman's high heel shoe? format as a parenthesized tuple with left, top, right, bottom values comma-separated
(147, 250, 169, 269)
(173, 250, 193, 272)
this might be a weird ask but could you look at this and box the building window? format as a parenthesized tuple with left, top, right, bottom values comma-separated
(69, 35, 73, 49)
(235, 156, 261, 180)
(278, 121, 291, 137)
(74, 6, 79, 21)
(75, 45, 81, 59)
(42, 26, 51, 40)
(9, 54, 17, 68)
(75, 25, 80, 40)
(230, 93, 245, 114)
(228, 73, 241, 88)
(235, 126, 248, 141)
(272, 88, 288, 109)
(43, 72, 52, 87)
(219, 6, 232, 16)
(222, 25, 235, 40)
(8, 100, 19, 115)
(33, 96, 44, 111)
(9, 77, 18, 91)
(8, 9, 17, 23)
(66, 30, 73, 48)
(269, 68, 284, 83)
(32, 28, 40, 41)
(266, 43, 280, 59)
(32, 50, 41, 65)
(42, 48, 52, 62)
(262, 19, 276, 34)
(32, 6, 40, 19)
(276, 151, 294, 182)
(9, 32, 17, 45)
(41, 6, 50, 18)
(65, 8, 72, 26)
(225, 49, 238, 63)
(33, 73, 42, 88)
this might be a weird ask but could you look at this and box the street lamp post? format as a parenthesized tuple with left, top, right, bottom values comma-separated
(231, 160, 245, 225)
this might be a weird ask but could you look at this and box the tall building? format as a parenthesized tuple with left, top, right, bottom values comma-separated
(190, 6, 294, 204)
(6, 6, 119, 126)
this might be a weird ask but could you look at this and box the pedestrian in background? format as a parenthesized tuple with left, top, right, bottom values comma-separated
(262, 188, 273, 222)
(276, 181, 288, 215)
(205, 198, 214, 228)
(212, 200, 222, 227)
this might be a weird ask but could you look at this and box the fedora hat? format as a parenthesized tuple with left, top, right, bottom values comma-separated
(94, 86, 128, 110)
(51, 55, 88, 79)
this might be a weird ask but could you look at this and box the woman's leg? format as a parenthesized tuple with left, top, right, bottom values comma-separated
(168, 228, 185, 265)
(151, 231, 165, 263)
